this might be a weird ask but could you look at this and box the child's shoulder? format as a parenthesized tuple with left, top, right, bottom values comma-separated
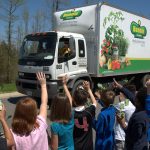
(101, 106, 116, 115)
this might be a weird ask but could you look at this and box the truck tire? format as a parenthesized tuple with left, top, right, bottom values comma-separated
(72, 79, 84, 96)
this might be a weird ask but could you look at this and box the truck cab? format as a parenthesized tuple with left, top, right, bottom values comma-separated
(16, 31, 88, 99)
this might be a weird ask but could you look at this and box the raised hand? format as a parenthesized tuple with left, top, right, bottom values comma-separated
(62, 75, 68, 85)
(83, 81, 90, 91)
(94, 90, 101, 99)
(36, 72, 48, 120)
(36, 72, 46, 86)
(145, 79, 150, 87)
(113, 78, 123, 89)
(145, 79, 150, 95)
(83, 81, 97, 107)
(0, 104, 6, 121)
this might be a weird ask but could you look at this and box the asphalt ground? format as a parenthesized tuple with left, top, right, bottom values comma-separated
(0, 92, 51, 132)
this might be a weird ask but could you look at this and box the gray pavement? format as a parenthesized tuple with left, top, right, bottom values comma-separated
(0, 92, 25, 132)
(0, 91, 25, 99)
(0, 92, 51, 131)
(0, 92, 52, 149)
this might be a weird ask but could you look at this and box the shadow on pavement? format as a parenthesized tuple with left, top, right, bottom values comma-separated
(8, 96, 27, 104)
(7, 96, 52, 109)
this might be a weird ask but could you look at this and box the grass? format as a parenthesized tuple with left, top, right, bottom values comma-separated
(0, 83, 16, 94)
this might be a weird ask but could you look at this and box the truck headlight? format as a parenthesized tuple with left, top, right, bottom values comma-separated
(45, 74, 51, 80)
(18, 72, 24, 77)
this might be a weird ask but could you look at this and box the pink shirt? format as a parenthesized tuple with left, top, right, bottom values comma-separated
(11, 115, 48, 150)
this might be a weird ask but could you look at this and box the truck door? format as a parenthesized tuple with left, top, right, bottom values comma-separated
(55, 37, 78, 77)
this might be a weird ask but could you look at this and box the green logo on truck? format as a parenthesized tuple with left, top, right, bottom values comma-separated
(130, 20, 147, 39)
(60, 10, 82, 20)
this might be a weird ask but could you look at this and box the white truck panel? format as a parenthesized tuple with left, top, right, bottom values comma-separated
(55, 5, 97, 34)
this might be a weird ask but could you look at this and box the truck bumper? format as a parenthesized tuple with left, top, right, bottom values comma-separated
(16, 78, 59, 99)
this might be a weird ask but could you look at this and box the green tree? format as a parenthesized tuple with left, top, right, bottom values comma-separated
(0, 0, 24, 83)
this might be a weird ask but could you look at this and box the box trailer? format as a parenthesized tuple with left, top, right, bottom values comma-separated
(16, 3, 150, 99)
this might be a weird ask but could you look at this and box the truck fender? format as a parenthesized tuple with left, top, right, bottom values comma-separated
(67, 73, 92, 89)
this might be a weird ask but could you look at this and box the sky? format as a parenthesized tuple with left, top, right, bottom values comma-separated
(25, 0, 150, 18)
(0, 0, 150, 41)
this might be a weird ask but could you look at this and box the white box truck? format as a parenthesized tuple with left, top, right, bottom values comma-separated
(16, 3, 150, 99)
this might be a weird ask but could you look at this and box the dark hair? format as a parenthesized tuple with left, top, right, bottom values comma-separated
(73, 89, 89, 106)
(124, 84, 136, 94)
(101, 90, 115, 107)
(50, 95, 71, 123)
(135, 87, 147, 110)
(12, 97, 38, 136)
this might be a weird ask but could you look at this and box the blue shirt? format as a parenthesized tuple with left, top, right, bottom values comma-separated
(145, 95, 150, 141)
(93, 106, 116, 150)
(51, 112, 74, 150)
(125, 110, 149, 150)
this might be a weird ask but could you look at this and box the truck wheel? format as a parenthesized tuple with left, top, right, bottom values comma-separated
(72, 79, 84, 96)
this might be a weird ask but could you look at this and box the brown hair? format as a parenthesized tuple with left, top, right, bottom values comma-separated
(50, 94, 71, 123)
(101, 90, 115, 107)
(135, 87, 147, 110)
(12, 97, 38, 136)
(124, 84, 136, 95)
(73, 89, 89, 106)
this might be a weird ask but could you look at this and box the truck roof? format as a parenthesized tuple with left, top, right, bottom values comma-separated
(25, 31, 84, 39)
(56, 31, 84, 38)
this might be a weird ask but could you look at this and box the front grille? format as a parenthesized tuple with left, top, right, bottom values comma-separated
(22, 82, 37, 89)
(20, 73, 36, 80)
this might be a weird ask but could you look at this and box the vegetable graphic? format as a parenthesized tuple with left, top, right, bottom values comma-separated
(111, 60, 120, 70)
(100, 11, 130, 70)
(107, 58, 112, 70)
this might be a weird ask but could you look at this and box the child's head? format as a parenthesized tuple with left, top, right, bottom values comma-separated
(135, 87, 147, 110)
(73, 88, 89, 106)
(12, 97, 38, 136)
(50, 94, 71, 123)
(101, 90, 116, 107)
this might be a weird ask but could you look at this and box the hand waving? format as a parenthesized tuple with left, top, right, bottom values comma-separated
(36, 72, 46, 86)
(0, 104, 6, 121)
(113, 78, 123, 89)
(83, 81, 90, 91)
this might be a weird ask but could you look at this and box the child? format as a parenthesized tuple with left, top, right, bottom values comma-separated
(73, 81, 97, 150)
(114, 89, 135, 150)
(50, 75, 74, 150)
(0, 104, 14, 149)
(118, 87, 149, 150)
(11, 72, 49, 150)
(93, 89, 116, 150)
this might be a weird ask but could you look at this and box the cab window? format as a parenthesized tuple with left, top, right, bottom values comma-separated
(58, 37, 75, 63)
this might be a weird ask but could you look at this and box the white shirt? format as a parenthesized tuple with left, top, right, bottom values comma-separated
(115, 99, 135, 141)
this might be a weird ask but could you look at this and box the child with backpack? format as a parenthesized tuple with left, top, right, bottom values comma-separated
(50, 75, 74, 150)
(93, 89, 116, 150)
(73, 81, 97, 150)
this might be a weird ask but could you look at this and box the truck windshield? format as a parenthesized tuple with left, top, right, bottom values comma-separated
(19, 33, 57, 66)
